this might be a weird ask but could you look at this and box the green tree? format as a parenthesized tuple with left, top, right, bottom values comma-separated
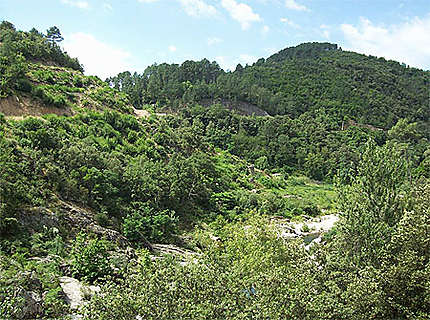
(0, 52, 27, 97)
(337, 141, 411, 267)
(46, 26, 64, 44)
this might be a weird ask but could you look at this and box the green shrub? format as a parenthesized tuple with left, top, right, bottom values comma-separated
(70, 232, 112, 282)
(32, 85, 70, 108)
(255, 155, 269, 170)
(30, 226, 65, 256)
(73, 75, 83, 87)
(84, 217, 318, 320)
(95, 211, 110, 228)
(301, 223, 310, 232)
(0, 249, 67, 319)
(43, 287, 69, 317)
(0, 52, 27, 97)
(337, 141, 411, 267)
(302, 203, 321, 217)
(123, 204, 177, 243)
(15, 78, 32, 92)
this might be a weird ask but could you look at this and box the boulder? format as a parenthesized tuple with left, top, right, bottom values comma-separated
(59, 276, 100, 310)
(17, 200, 130, 247)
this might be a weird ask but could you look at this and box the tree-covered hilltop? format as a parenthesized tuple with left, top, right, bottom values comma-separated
(109, 41, 429, 130)
(0, 21, 429, 319)
(0, 22, 132, 115)
(265, 42, 340, 62)
(0, 22, 83, 74)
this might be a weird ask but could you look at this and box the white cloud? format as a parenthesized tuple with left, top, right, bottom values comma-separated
(61, 0, 89, 9)
(285, 0, 308, 11)
(103, 3, 113, 11)
(239, 54, 257, 65)
(179, 0, 217, 17)
(168, 45, 177, 52)
(322, 30, 330, 39)
(138, 0, 217, 17)
(215, 56, 230, 70)
(320, 24, 330, 39)
(341, 16, 430, 69)
(262, 25, 270, 34)
(280, 17, 300, 28)
(216, 54, 258, 71)
(207, 37, 223, 46)
(221, 0, 261, 30)
(264, 47, 282, 55)
(63, 33, 132, 79)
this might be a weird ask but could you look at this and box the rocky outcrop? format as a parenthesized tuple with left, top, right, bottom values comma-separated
(58, 202, 128, 245)
(0, 93, 72, 118)
(200, 98, 270, 116)
(17, 201, 129, 247)
(275, 214, 339, 249)
(13, 288, 43, 319)
(59, 276, 100, 310)
(151, 244, 199, 266)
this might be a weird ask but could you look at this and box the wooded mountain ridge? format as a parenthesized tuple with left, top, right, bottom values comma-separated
(108, 42, 429, 131)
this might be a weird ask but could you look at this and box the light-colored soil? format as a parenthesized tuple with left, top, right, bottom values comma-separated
(133, 108, 167, 118)
(133, 108, 151, 118)
(0, 94, 72, 118)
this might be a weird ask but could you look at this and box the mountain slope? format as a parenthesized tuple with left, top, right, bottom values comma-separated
(0, 22, 132, 117)
(109, 42, 429, 131)
(241, 42, 429, 127)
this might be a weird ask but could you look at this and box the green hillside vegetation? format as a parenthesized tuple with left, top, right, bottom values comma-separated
(0, 22, 131, 115)
(108, 42, 429, 130)
(0, 22, 429, 319)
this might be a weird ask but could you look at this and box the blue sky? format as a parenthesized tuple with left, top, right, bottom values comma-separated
(2, 0, 429, 78)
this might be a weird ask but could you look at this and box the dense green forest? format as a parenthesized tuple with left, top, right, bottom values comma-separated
(0, 22, 429, 319)
(107, 42, 429, 130)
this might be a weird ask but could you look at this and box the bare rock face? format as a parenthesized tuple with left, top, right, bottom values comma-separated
(17, 200, 129, 247)
(59, 276, 100, 310)
(58, 202, 128, 246)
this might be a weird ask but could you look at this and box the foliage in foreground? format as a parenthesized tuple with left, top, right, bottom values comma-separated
(82, 144, 429, 319)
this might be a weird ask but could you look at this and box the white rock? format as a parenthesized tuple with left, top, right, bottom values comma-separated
(277, 214, 339, 248)
(59, 276, 100, 310)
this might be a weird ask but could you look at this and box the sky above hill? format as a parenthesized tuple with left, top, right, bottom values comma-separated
(2, 0, 429, 78)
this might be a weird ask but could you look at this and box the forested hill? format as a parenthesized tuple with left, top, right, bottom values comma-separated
(0, 22, 132, 117)
(108, 42, 429, 131)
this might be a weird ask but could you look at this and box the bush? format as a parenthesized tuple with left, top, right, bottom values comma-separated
(0, 52, 27, 97)
(123, 204, 177, 243)
(15, 78, 32, 92)
(84, 217, 318, 320)
(70, 232, 112, 282)
(379, 181, 430, 317)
